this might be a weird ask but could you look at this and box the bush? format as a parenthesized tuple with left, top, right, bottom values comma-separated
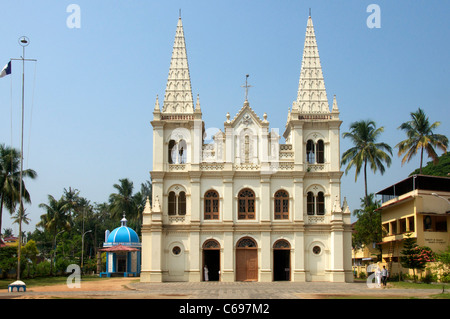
(422, 272, 438, 284)
(440, 271, 450, 283)
(35, 261, 51, 277)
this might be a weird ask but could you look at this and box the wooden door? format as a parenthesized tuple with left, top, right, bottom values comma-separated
(236, 237, 258, 281)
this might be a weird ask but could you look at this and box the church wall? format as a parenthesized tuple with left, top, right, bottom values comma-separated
(142, 15, 353, 284)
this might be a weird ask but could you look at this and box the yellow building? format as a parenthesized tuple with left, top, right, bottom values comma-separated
(376, 175, 450, 277)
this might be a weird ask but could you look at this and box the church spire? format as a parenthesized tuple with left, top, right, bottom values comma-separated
(293, 16, 329, 113)
(162, 17, 194, 114)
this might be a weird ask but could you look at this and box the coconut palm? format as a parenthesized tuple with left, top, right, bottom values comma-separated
(341, 120, 393, 206)
(37, 194, 72, 275)
(0, 144, 37, 237)
(396, 108, 448, 174)
(109, 178, 138, 222)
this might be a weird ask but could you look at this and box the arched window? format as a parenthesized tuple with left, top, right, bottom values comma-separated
(168, 140, 176, 164)
(237, 237, 257, 248)
(238, 188, 255, 220)
(316, 140, 324, 164)
(307, 192, 315, 215)
(178, 139, 187, 164)
(178, 191, 186, 215)
(274, 190, 289, 220)
(317, 192, 325, 215)
(168, 187, 188, 216)
(273, 239, 291, 249)
(168, 191, 176, 215)
(204, 190, 219, 220)
(306, 190, 326, 215)
(306, 140, 315, 164)
(168, 139, 188, 164)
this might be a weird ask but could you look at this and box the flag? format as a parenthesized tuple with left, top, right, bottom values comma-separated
(0, 61, 11, 78)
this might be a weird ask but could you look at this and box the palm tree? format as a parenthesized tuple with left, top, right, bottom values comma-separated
(133, 180, 152, 230)
(341, 120, 393, 206)
(0, 144, 37, 237)
(109, 178, 138, 222)
(37, 195, 72, 275)
(396, 108, 448, 174)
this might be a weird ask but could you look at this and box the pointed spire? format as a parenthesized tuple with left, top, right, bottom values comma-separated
(162, 16, 194, 114)
(143, 196, 152, 214)
(154, 94, 160, 112)
(293, 16, 330, 113)
(195, 93, 201, 112)
(332, 95, 339, 112)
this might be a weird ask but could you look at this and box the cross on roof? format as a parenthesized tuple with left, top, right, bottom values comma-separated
(241, 74, 253, 101)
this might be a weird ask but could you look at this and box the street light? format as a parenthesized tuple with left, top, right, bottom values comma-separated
(431, 193, 450, 205)
(81, 230, 92, 273)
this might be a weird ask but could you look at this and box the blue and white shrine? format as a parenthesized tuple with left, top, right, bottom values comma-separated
(99, 214, 141, 277)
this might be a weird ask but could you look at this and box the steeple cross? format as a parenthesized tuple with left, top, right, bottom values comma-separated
(241, 74, 253, 101)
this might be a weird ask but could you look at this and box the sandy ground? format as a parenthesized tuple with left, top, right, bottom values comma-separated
(27, 277, 137, 292)
(2, 278, 145, 299)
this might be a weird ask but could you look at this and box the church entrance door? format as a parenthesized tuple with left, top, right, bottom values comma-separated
(273, 240, 291, 281)
(117, 253, 127, 273)
(236, 237, 258, 282)
(202, 240, 220, 281)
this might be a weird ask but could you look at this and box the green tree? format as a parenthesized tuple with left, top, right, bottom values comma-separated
(21, 239, 39, 278)
(352, 194, 383, 258)
(37, 195, 72, 275)
(341, 120, 393, 205)
(132, 180, 152, 231)
(436, 246, 450, 284)
(0, 246, 17, 279)
(396, 108, 448, 174)
(0, 143, 37, 237)
(400, 234, 435, 282)
(109, 178, 138, 223)
(410, 152, 450, 177)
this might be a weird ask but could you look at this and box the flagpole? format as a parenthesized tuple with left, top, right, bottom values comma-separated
(11, 36, 36, 281)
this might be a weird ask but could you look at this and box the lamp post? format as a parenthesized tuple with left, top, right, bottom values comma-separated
(81, 230, 92, 273)
(52, 230, 65, 274)
(431, 193, 450, 206)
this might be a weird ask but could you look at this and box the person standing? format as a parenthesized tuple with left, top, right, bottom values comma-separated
(204, 265, 209, 281)
(381, 265, 388, 288)
(375, 264, 382, 288)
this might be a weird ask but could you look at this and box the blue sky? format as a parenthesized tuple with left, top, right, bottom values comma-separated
(1, 0, 449, 234)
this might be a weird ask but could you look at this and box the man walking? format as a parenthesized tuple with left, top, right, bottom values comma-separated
(381, 266, 388, 288)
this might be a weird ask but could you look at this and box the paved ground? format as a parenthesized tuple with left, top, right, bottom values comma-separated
(0, 278, 445, 299)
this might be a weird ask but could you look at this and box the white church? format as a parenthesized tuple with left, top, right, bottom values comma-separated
(140, 14, 353, 283)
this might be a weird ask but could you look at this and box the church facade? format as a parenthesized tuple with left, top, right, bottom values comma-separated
(140, 15, 353, 283)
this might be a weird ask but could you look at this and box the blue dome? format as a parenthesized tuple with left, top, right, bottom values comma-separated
(106, 216, 139, 244)
(107, 226, 139, 244)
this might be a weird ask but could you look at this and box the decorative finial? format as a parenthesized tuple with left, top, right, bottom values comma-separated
(226, 112, 230, 122)
(154, 94, 160, 111)
(309, 8, 311, 17)
(195, 93, 201, 111)
(179, 8, 182, 19)
(121, 212, 127, 226)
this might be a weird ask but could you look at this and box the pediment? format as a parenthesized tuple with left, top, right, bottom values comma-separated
(229, 101, 266, 130)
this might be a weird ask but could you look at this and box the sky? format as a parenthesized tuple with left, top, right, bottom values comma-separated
(1, 0, 449, 235)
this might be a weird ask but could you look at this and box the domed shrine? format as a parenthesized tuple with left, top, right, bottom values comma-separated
(99, 214, 141, 277)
